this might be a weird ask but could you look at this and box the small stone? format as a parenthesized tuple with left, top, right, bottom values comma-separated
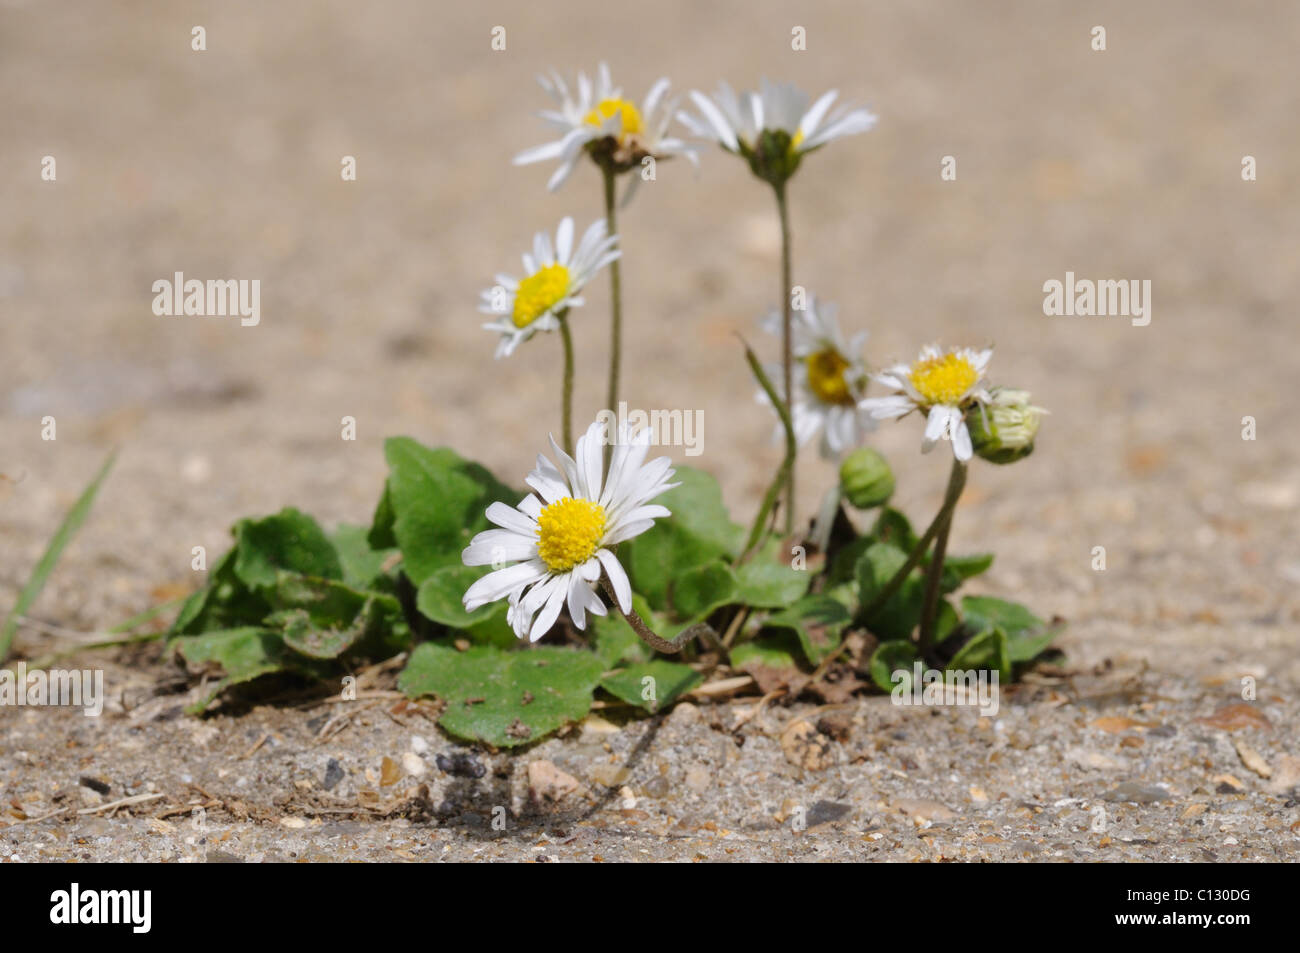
(642, 776, 670, 799)
(1196, 704, 1272, 733)
(322, 758, 343, 790)
(1102, 781, 1171, 804)
(781, 719, 834, 772)
(892, 798, 957, 823)
(380, 757, 402, 787)
(588, 763, 630, 787)
(684, 767, 711, 794)
(409, 736, 430, 754)
(279, 816, 306, 829)
(435, 752, 487, 779)
(817, 711, 853, 742)
(528, 760, 581, 805)
(401, 752, 427, 778)
(1233, 739, 1272, 779)
(668, 702, 701, 727)
(1067, 747, 1125, 771)
(1211, 773, 1244, 792)
(968, 785, 989, 804)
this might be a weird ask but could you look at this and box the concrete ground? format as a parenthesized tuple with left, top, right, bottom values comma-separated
(2, 0, 1297, 861)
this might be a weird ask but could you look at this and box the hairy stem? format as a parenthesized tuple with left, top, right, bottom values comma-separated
(558, 310, 575, 456)
(774, 181, 796, 536)
(599, 575, 711, 655)
(740, 338, 796, 560)
(602, 166, 623, 422)
(860, 457, 967, 623)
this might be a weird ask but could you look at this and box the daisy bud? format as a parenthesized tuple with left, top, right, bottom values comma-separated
(839, 447, 894, 509)
(967, 389, 1043, 465)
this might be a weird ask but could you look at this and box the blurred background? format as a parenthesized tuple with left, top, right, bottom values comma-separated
(2, 0, 1296, 677)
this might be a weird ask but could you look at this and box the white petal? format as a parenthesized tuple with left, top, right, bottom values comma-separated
(485, 501, 537, 535)
(596, 549, 632, 614)
(555, 216, 574, 266)
(462, 560, 547, 611)
(530, 577, 570, 641)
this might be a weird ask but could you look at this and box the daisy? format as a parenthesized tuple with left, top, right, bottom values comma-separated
(461, 418, 678, 643)
(477, 217, 619, 359)
(859, 345, 994, 462)
(679, 78, 876, 183)
(513, 63, 697, 201)
(756, 297, 874, 458)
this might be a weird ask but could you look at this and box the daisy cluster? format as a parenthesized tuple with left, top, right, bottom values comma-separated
(466, 62, 1044, 646)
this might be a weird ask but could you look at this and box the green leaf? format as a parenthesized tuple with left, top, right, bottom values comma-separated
(170, 548, 270, 636)
(399, 643, 604, 747)
(872, 507, 918, 551)
(601, 660, 702, 712)
(731, 635, 803, 672)
(827, 535, 873, 587)
(384, 438, 518, 587)
(1, 451, 115, 662)
(367, 482, 398, 550)
(735, 560, 811, 609)
(857, 541, 924, 642)
(961, 595, 1060, 663)
(671, 559, 738, 619)
(623, 466, 744, 610)
(946, 625, 1011, 682)
(868, 639, 921, 692)
(415, 565, 516, 648)
(961, 596, 1042, 637)
(232, 508, 342, 591)
(176, 627, 288, 712)
(332, 523, 398, 591)
(934, 597, 961, 647)
(591, 594, 655, 666)
(939, 552, 994, 593)
(762, 594, 852, 665)
(265, 577, 409, 659)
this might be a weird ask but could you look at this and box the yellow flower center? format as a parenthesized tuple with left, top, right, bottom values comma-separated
(512, 263, 570, 329)
(790, 128, 805, 153)
(909, 353, 979, 406)
(585, 98, 643, 143)
(806, 348, 855, 406)
(536, 497, 607, 573)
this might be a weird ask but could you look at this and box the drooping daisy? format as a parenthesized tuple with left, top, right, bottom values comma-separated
(859, 345, 994, 462)
(756, 297, 875, 458)
(461, 418, 678, 643)
(477, 217, 619, 358)
(513, 63, 697, 200)
(679, 78, 876, 184)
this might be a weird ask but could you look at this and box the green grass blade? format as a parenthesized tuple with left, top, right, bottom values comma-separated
(0, 450, 117, 662)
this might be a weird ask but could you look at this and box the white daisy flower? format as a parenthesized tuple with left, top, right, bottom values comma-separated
(859, 345, 994, 462)
(461, 418, 678, 643)
(679, 78, 876, 182)
(756, 297, 875, 459)
(513, 63, 697, 200)
(477, 217, 619, 358)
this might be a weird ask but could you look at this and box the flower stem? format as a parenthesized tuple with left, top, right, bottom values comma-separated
(739, 337, 795, 560)
(773, 181, 796, 536)
(558, 310, 575, 456)
(602, 166, 623, 422)
(599, 574, 712, 655)
(917, 458, 967, 654)
(860, 457, 967, 625)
